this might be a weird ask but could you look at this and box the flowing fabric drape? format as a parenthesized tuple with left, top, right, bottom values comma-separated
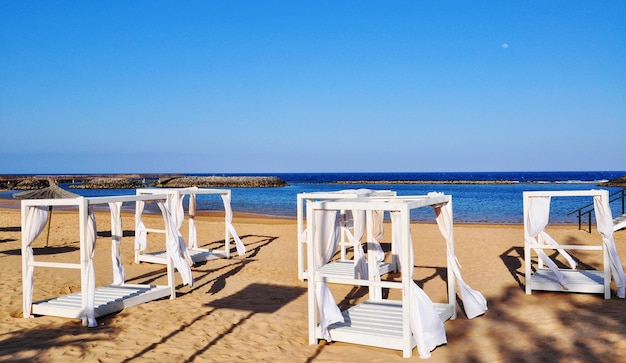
(368, 210, 386, 300)
(22, 206, 49, 318)
(108, 202, 124, 286)
(345, 209, 368, 279)
(188, 192, 197, 249)
(429, 193, 487, 318)
(172, 193, 193, 264)
(85, 207, 97, 327)
(157, 201, 194, 287)
(593, 192, 626, 298)
(525, 196, 577, 287)
(135, 200, 147, 252)
(390, 211, 446, 359)
(220, 193, 245, 256)
(314, 209, 344, 341)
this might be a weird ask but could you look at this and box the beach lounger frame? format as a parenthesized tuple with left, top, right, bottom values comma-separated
(306, 194, 458, 358)
(21, 194, 176, 327)
(523, 189, 625, 299)
(135, 187, 237, 265)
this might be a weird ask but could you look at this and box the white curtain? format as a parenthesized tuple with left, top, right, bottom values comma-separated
(172, 193, 192, 264)
(368, 210, 386, 300)
(314, 209, 345, 341)
(429, 193, 487, 319)
(108, 202, 124, 286)
(525, 196, 577, 288)
(371, 209, 385, 262)
(85, 207, 98, 327)
(345, 209, 368, 279)
(390, 211, 447, 359)
(157, 201, 194, 287)
(134, 200, 147, 252)
(220, 193, 245, 256)
(22, 206, 49, 318)
(593, 192, 626, 298)
(188, 193, 197, 249)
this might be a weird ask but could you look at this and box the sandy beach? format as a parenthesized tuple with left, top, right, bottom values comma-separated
(1, 204, 625, 363)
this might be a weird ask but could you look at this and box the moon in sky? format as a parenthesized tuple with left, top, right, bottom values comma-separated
(502, 43, 509, 49)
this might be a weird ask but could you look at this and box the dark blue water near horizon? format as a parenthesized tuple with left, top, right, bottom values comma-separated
(1, 171, 625, 224)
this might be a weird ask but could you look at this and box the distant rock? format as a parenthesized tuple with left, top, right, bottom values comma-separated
(599, 175, 626, 187)
(14, 179, 50, 190)
(153, 176, 288, 188)
(70, 178, 146, 189)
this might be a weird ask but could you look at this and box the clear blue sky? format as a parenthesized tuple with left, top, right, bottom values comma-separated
(1, 1, 624, 174)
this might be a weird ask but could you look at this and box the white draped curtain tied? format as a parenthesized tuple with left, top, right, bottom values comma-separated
(525, 196, 577, 288)
(313, 209, 345, 341)
(188, 193, 197, 249)
(85, 207, 97, 327)
(22, 206, 49, 319)
(593, 194, 625, 298)
(157, 201, 194, 287)
(390, 210, 447, 359)
(109, 202, 124, 286)
(172, 193, 193, 265)
(135, 200, 147, 252)
(429, 194, 488, 319)
(221, 193, 246, 256)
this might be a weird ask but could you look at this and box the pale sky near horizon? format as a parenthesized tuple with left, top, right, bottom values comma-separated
(1, 1, 625, 174)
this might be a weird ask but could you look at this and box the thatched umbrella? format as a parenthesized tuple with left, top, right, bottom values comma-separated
(14, 179, 79, 247)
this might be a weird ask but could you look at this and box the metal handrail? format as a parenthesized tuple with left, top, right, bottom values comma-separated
(567, 189, 626, 232)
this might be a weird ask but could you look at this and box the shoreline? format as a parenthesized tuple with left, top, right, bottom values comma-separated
(0, 205, 578, 228)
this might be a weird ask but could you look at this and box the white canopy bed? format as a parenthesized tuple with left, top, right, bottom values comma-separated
(21, 194, 192, 327)
(524, 189, 625, 299)
(297, 189, 397, 281)
(135, 187, 245, 265)
(306, 193, 487, 358)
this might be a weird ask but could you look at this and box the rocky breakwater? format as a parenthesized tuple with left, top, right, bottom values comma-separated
(70, 177, 146, 189)
(153, 176, 288, 188)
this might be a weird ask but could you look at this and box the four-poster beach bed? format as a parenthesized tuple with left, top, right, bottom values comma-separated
(306, 193, 487, 358)
(21, 194, 193, 327)
(134, 187, 245, 265)
(297, 189, 397, 281)
(524, 189, 625, 299)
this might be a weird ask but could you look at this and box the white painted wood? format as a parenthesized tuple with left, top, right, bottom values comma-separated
(21, 194, 174, 326)
(297, 190, 397, 280)
(524, 190, 614, 299)
(135, 188, 233, 264)
(31, 284, 171, 319)
(307, 194, 455, 358)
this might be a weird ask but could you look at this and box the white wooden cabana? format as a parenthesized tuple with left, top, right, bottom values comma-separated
(21, 194, 192, 327)
(297, 189, 397, 281)
(524, 189, 625, 299)
(135, 187, 245, 265)
(307, 193, 487, 358)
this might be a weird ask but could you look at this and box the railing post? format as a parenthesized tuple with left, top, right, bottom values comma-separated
(588, 212, 592, 233)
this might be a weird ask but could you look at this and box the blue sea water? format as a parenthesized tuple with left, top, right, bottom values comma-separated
(1, 171, 625, 224)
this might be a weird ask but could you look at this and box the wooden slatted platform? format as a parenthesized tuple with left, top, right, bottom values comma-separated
(529, 269, 606, 295)
(137, 248, 228, 265)
(320, 300, 454, 351)
(31, 284, 171, 319)
(317, 260, 395, 279)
